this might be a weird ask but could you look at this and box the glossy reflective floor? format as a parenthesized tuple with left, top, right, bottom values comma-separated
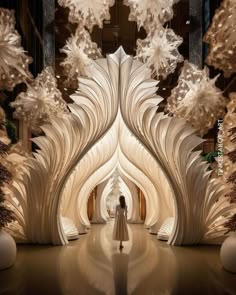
(1, 221, 236, 295)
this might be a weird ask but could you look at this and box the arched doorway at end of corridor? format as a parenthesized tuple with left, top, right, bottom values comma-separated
(87, 185, 146, 223)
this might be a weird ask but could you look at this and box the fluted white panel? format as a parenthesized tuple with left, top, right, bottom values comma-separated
(118, 48, 233, 245)
(9, 53, 119, 245)
(99, 178, 114, 222)
(118, 148, 158, 228)
(61, 121, 118, 233)
(115, 177, 133, 220)
(119, 174, 143, 224)
(91, 179, 110, 223)
(61, 216, 79, 240)
(157, 217, 174, 241)
(119, 120, 174, 233)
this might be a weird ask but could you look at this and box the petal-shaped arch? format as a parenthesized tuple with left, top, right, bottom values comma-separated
(7, 47, 235, 246)
(61, 119, 119, 233)
(119, 119, 174, 232)
(8, 54, 120, 245)
(119, 48, 231, 245)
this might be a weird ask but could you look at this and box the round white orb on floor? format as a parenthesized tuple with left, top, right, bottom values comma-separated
(220, 233, 236, 273)
(0, 230, 17, 270)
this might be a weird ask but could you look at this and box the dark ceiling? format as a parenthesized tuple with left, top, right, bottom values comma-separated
(0, 0, 235, 147)
(54, 0, 190, 102)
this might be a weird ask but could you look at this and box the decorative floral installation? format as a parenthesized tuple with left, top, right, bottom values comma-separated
(166, 61, 226, 136)
(136, 27, 183, 79)
(60, 28, 102, 88)
(124, 0, 179, 31)
(58, 0, 115, 31)
(204, 0, 236, 77)
(11, 67, 68, 133)
(0, 8, 32, 91)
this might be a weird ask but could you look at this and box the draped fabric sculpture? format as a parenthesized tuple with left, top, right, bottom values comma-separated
(7, 48, 236, 246)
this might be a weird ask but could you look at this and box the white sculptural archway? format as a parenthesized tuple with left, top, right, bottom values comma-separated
(7, 47, 235, 246)
(60, 112, 173, 235)
(59, 114, 161, 233)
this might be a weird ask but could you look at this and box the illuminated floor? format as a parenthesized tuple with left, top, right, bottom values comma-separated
(1, 221, 236, 295)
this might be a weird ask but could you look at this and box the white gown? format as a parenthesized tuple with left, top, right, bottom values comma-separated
(113, 205, 129, 241)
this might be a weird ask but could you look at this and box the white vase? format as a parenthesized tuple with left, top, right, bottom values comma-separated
(220, 233, 236, 273)
(0, 230, 17, 270)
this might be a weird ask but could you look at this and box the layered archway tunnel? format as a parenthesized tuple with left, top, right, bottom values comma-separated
(59, 114, 175, 240)
(7, 48, 234, 247)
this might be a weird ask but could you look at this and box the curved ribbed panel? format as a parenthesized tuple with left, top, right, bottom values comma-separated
(8, 47, 235, 246)
(9, 53, 119, 245)
(119, 49, 231, 245)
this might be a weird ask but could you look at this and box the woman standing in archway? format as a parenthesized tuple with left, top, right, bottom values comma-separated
(113, 195, 129, 249)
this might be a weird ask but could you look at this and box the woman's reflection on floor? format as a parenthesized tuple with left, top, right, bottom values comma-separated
(112, 251, 129, 295)
(1, 222, 236, 295)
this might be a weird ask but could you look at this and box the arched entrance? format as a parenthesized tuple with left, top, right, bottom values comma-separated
(8, 48, 229, 246)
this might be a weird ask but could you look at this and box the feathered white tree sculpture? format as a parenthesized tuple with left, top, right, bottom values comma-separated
(60, 28, 102, 88)
(57, 0, 115, 31)
(136, 27, 183, 79)
(11, 67, 68, 134)
(166, 61, 226, 136)
(0, 8, 32, 91)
